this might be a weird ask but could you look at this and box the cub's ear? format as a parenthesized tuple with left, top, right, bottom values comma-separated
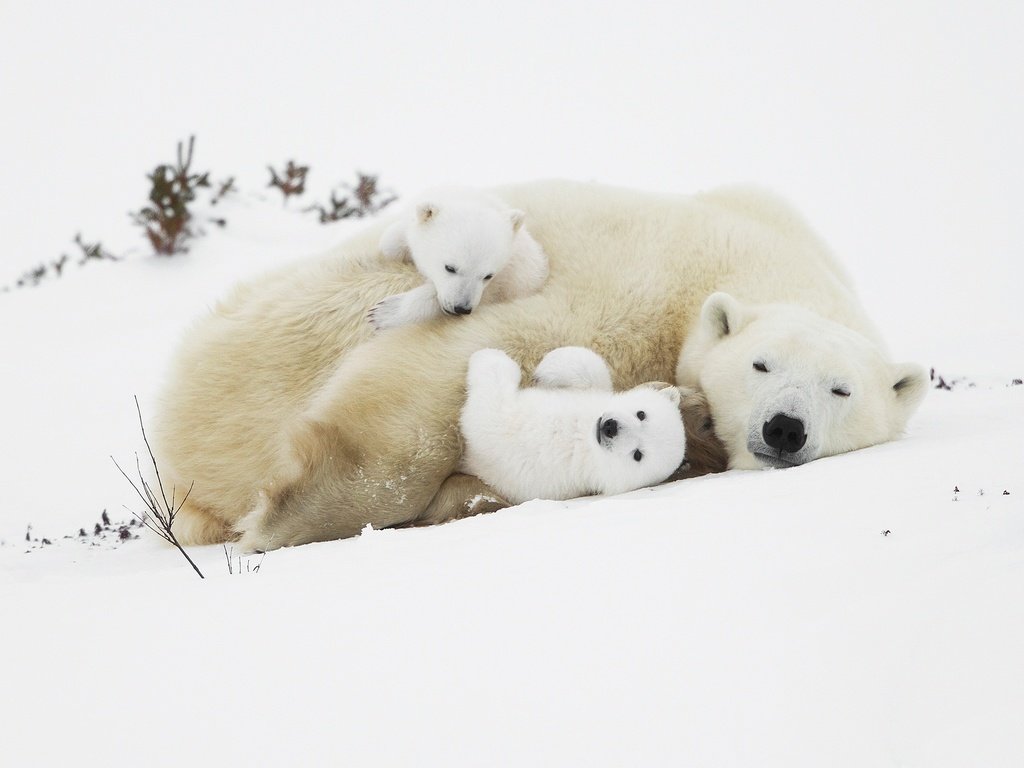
(699, 292, 748, 340)
(660, 384, 682, 407)
(891, 362, 927, 414)
(509, 209, 526, 232)
(632, 381, 681, 406)
(417, 202, 438, 224)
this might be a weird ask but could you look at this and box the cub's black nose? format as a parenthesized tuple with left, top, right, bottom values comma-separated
(453, 305, 472, 315)
(601, 418, 619, 439)
(763, 414, 807, 453)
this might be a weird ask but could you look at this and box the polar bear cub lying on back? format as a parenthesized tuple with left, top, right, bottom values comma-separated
(370, 187, 549, 330)
(460, 347, 687, 504)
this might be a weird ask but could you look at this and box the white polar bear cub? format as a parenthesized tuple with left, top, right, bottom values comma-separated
(460, 347, 687, 504)
(370, 187, 549, 330)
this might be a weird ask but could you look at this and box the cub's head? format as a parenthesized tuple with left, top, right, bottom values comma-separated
(408, 199, 525, 316)
(592, 383, 687, 494)
(677, 292, 927, 470)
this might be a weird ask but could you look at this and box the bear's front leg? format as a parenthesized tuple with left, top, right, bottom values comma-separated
(369, 283, 442, 330)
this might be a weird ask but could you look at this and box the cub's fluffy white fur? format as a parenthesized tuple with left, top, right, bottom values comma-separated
(370, 187, 548, 329)
(460, 347, 687, 504)
(531, 345, 614, 391)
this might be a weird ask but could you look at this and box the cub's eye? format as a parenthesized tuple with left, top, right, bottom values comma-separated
(483, 273, 494, 281)
(636, 410, 646, 421)
(633, 450, 643, 462)
(445, 265, 457, 274)
(753, 361, 769, 373)
(831, 387, 851, 398)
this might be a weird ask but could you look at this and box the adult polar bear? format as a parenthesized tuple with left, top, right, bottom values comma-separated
(153, 180, 926, 550)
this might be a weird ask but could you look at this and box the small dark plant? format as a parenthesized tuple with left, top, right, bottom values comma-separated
(14, 264, 48, 288)
(306, 172, 397, 223)
(210, 177, 236, 206)
(267, 160, 309, 203)
(112, 397, 204, 578)
(130, 136, 211, 256)
(8, 233, 120, 291)
(72, 233, 119, 266)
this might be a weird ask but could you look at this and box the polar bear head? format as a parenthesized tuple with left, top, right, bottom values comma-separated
(408, 197, 525, 316)
(591, 383, 688, 495)
(676, 293, 927, 470)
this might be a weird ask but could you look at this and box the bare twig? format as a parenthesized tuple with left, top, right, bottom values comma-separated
(112, 396, 204, 578)
(222, 543, 266, 575)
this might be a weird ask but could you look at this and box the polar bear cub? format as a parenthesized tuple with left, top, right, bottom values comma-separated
(369, 187, 549, 330)
(460, 347, 687, 504)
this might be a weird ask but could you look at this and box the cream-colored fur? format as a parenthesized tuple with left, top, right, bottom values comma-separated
(152, 179, 916, 550)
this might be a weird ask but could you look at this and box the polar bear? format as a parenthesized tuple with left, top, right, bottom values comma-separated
(677, 292, 926, 469)
(460, 347, 687, 503)
(152, 180, 924, 550)
(369, 187, 548, 330)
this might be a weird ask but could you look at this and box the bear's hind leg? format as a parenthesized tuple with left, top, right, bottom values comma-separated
(169, 497, 239, 545)
(397, 472, 511, 528)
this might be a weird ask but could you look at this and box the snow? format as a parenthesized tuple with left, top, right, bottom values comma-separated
(2, 1, 1023, 766)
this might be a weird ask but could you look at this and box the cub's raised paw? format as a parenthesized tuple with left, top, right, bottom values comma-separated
(533, 346, 613, 391)
(467, 348, 522, 389)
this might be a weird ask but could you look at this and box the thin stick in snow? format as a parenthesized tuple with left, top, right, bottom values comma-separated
(111, 396, 204, 579)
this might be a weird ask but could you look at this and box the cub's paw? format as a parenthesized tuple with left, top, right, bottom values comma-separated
(368, 294, 407, 331)
(533, 346, 612, 391)
(467, 348, 522, 389)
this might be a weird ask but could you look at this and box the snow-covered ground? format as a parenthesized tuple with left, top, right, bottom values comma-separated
(2, 2, 1022, 766)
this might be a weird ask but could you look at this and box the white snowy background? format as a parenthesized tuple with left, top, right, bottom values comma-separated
(1, 1, 1022, 766)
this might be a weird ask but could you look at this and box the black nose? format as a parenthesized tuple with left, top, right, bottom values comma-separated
(453, 305, 472, 315)
(601, 418, 618, 439)
(763, 414, 807, 453)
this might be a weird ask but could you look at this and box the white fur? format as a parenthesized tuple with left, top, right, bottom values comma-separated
(677, 292, 927, 470)
(460, 348, 687, 503)
(532, 345, 614, 391)
(370, 187, 548, 329)
(152, 180, 928, 549)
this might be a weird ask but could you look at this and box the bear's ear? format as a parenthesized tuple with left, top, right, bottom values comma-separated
(700, 292, 747, 340)
(634, 382, 675, 409)
(632, 381, 681, 406)
(891, 362, 927, 413)
(655, 383, 682, 407)
(509, 209, 526, 232)
(417, 202, 437, 224)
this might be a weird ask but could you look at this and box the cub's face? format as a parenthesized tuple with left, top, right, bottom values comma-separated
(410, 202, 523, 316)
(593, 385, 687, 494)
(677, 293, 927, 470)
